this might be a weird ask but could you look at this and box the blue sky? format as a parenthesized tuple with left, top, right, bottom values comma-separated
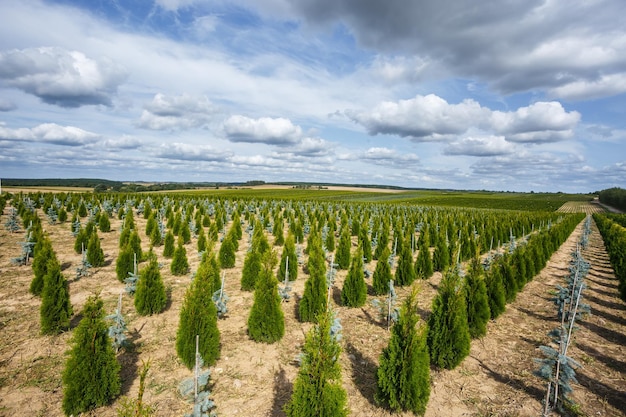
(0, 0, 625, 192)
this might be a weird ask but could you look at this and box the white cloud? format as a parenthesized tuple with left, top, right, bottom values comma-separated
(363, 146, 420, 167)
(0, 122, 100, 146)
(346, 94, 488, 141)
(223, 115, 303, 145)
(444, 136, 515, 156)
(348, 95, 580, 144)
(155, 142, 233, 162)
(0, 47, 127, 107)
(137, 93, 219, 130)
(548, 73, 626, 101)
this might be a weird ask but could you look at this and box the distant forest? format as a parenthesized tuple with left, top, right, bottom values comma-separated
(598, 187, 626, 212)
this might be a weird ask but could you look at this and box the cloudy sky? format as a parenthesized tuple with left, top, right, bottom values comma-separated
(1, 0, 625, 192)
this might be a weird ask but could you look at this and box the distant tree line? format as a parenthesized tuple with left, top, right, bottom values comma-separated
(598, 187, 626, 212)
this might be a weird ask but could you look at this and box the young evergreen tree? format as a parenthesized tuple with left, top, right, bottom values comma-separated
(135, 256, 167, 316)
(341, 247, 367, 307)
(299, 233, 327, 323)
(394, 241, 416, 286)
(415, 238, 434, 279)
(218, 231, 237, 268)
(374, 222, 390, 261)
(427, 266, 471, 369)
(171, 240, 189, 276)
(176, 274, 221, 369)
(240, 224, 270, 290)
(62, 294, 121, 416)
(128, 230, 144, 262)
(484, 260, 507, 319)
(372, 247, 393, 296)
(432, 236, 450, 272)
(40, 257, 73, 335)
(179, 221, 191, 244)
(116, 244, 136, 283)
(273, 216, 285, 246)
(499, 255, 519, 303)
(277, 232, 298, 282)
(74, 227, 90, 254)
(58, 207, 68, 223)
(335, 226, 351, 270)
(197, 228, 207, 253)
(163, 230, 175, 258)
(119, 227, 131, 249)
(30, 236, 55, 296)
(98, 211, 111, 232)
(376, 289, 430, 415)
(86, 231, 105, 267)
(360, 226, 372, 264)
(196, 251, 222, 295)
(285, 309, 348, 417)
(248, 251, 285, 343)
(150, 223, 162, 247)
(145, 214, 157, 237)
(464, 256, 491, 339)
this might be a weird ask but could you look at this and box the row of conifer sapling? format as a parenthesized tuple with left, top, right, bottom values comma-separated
(535, 215, 592, 415)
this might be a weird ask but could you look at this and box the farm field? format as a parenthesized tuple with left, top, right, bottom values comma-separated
(556, 201, 607, 214)
(0, 191, 624, 417)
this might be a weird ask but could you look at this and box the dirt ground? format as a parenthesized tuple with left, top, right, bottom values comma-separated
(0, 205, 624, 417)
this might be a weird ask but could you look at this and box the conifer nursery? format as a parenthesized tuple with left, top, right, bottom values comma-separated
(0, 187, 624, 416)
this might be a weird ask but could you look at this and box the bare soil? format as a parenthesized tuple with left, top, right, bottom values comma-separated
(0, 208, 624, 417)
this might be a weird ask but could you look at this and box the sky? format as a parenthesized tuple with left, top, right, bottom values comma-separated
(0, 0, 625, 193)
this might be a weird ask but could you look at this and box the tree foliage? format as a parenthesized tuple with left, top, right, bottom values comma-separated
(62, 295, 120, 416)
(299, 232, 327, 322)
(285, 310, 348, 417)
(248, 252, 285, 343)
(427, 266, 471, 369)
(176, 272, 221, 369)
(40, 257, 73, 335)
(341, 247, 367, 307)
(376, 289, 430, 415)
(135, 256, 167, 316)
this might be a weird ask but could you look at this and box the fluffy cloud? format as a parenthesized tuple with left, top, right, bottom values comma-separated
(346, 94, 488, 141)
(444, 136, 515, 156)
(137, 93, 219, 130)
(491, 102, 580, 143)
(155, 142, 232, 162)
(361, 147, 419, 167)
(0, 122, 100, 146)
(223, 115, 303, 145)
(0, 47, 127, 107)
(348, 94, 580, 144)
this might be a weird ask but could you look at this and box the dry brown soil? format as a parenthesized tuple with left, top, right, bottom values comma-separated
(0, 207, 624, 416)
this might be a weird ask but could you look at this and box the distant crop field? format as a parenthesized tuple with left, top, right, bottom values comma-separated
(556, 201, 606, 214)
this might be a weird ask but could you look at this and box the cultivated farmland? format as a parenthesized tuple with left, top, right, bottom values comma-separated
(0, 189, 624, 417)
